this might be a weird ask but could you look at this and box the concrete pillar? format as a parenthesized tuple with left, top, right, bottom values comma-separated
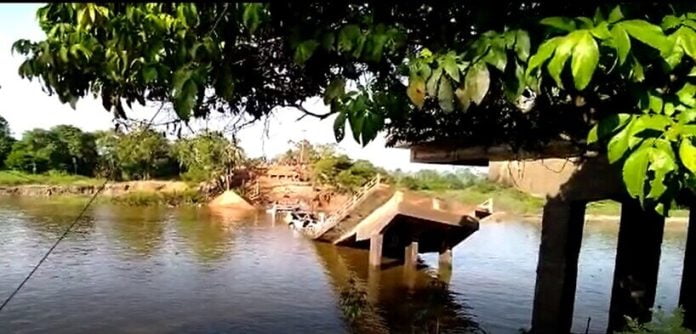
(367, 267, 381, 304)
(404, 241, 419, 270)
(680, 207, 696, 330)
(432, 198, 443, 210)
(439, 248, 453, 269)
(607, 200, 665, 332)
(369, 234, 383, 267)
(438, 248, 453, 284)
(531, 199, 586, 333)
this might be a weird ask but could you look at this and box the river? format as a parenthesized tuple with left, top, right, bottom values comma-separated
(0, 197, 688, 333)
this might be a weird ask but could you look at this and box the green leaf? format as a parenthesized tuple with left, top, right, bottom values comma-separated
(172, 67, 192, 96)
(360, 111, 383, 146)
(647, 145, 677, 199)
(607, 119, 634, 163)
(174, 80, 197, 120)
(338, 25, 361, 52)
(587, 114, 632, 144)
(647, 94, 663, 113)
(631, 57, 645, 82)
(527, 37, 560, 75)
(514, 30, 531, 61)
(463, 63, 490, 106)
(577, 17, 594, 30)
(689, 66, 696, 77)
(680, 138, 696, 173)
(407, 77, 426, 109)
(426, 67, 443, 96)
(661, 15, 683, 31)
(547, 34, 578, 88)
(441, 53, 460, 82)
(483, 47, 508, 72)
(620, 20, 672, 55)
(294, 40, 319, 65)
(540, 17, 577, 32)
(676, 27, 696, 60)
(571, 31, 599, 90)
(59, 47, 68, 63)
(611, 25, 631, 65)
(622, 146, 651, 200)
(679, 109, 696, 124)
(324, 78, 346, 105)
(608, 6, 624, 23)
(333, 111, 347, 142)
(142, 65, 157, 83)
(593, 8, 604, 25)
(242, 4, 263, 34)
(590, 22, 611, 40)
(437, 78, 454, 112)
(677, 83, 696, 107)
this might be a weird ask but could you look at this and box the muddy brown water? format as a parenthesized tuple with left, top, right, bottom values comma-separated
(0, 197, 688, 333)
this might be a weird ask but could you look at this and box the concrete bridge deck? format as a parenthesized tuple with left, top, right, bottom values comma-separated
(312, 186, 482, 269)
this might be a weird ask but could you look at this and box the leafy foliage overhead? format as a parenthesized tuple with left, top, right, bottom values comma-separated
(13, 2, 696, 214)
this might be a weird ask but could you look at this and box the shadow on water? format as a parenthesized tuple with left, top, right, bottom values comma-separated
(312, 242, 485, 334)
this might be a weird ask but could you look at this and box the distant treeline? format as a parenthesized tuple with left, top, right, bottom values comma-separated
(0, 117, 486, 191)
(0, 116, 244, 182)
(276, 140, 487, 193)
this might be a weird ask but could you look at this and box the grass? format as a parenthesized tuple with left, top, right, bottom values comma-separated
(110, 190, 204, 206)
(0, 170, 104, 186)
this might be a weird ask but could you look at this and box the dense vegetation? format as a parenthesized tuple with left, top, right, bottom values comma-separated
(0, 115, 244, 183)
(13, 3, 696, 215)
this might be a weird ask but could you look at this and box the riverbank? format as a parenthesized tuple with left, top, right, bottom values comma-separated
(420, 182, 690, 220)
(0, 171, 205, 206)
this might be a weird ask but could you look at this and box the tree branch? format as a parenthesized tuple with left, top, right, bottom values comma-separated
(291, 103, 334, 121)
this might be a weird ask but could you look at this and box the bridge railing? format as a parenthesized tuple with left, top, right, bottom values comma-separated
(305, 174, 381, 238)
(243, 180, 261, 203)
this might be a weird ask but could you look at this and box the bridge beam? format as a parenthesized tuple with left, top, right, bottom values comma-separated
(369, 234, 383, 267)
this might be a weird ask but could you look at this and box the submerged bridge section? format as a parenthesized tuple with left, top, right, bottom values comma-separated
(304, 176, 482, 270)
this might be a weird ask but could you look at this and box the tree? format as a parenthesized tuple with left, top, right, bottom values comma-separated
(0, 116, 15, 169)
(173, 131, 245, 184)
(50, 125, 98, 175)
(5, 129, 65, 173)
(13, 3, 696, 214)
(93, 130, 121, 179)
(115, 127, 178, 180)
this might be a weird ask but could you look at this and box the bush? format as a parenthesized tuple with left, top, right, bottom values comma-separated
(111, 190, 203, 206)
(616, 308, 693, 334)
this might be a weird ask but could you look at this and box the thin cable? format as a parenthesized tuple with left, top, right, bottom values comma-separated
(0, 102, 166, 313)
(0, 180, 107, 312)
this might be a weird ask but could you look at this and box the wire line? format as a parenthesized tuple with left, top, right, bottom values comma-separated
(0, 103, 166, 313)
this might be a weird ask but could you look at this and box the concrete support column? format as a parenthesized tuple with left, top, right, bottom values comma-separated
(680, 207, 696, 330)
(369, 234, 383, 268)
(531, 199, 586, 333)
(607, 200, 665, 332)
(367, 267, 381, 304)
(438, 248, 453, 284)
(404, 241, 419, 270)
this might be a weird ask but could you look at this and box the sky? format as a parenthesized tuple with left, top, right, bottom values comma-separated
(0, 4, 480, 174)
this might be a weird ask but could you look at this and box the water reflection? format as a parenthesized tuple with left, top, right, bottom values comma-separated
(174, 208, 241, 262)
(313, 242, 484, 333)
(97, 206, 168, 257)
(0, 198, 688, 334)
